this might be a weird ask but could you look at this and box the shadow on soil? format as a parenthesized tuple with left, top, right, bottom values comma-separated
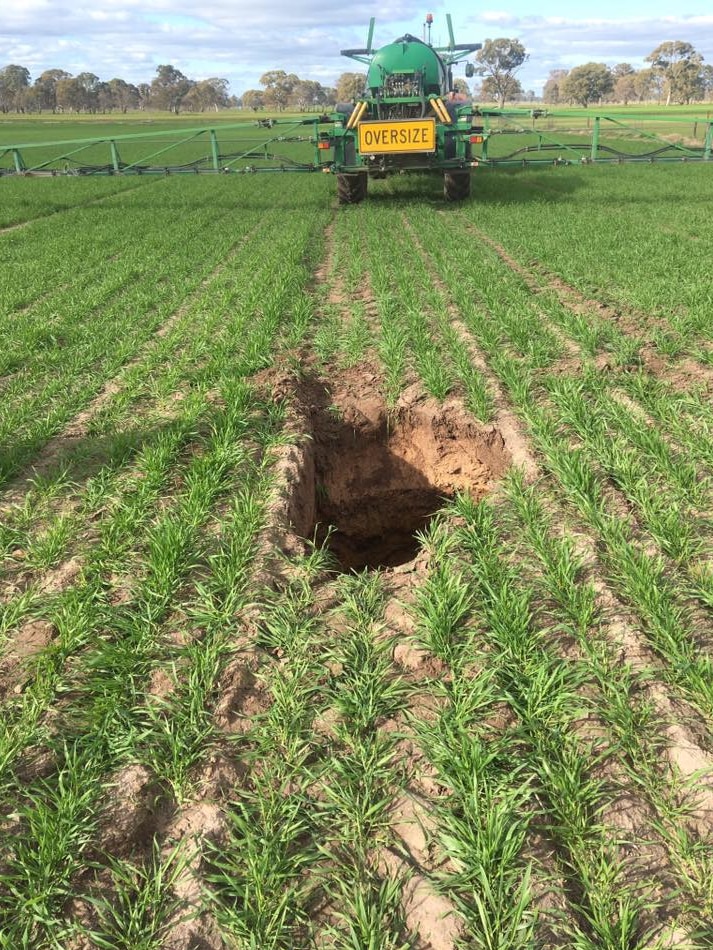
(361, 169, 584, 207)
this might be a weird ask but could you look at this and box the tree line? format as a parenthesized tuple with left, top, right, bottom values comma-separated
(475, 39, 712, 107)
(0, 60, 374, 115)
(1, 38, 711, 115)
(543, 42, 713, 107)
(0, 64, 237, 114)
(0, 63, 368, 115)
(207, 71, 386, 112)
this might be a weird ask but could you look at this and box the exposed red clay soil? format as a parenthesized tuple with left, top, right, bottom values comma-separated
(258, 363, 511, 571)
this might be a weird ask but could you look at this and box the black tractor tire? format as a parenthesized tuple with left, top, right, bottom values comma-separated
(443, 170, 471, 202)
(337, 172, 368, 205)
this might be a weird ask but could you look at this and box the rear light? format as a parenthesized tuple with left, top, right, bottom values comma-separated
(318, 141, 331, 150)
(469, 135, 483, 144)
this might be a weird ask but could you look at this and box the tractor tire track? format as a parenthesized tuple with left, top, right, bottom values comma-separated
(244, 237, 509, 945)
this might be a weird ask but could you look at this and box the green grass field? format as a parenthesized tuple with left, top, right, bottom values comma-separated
(1, 113, 713, 948)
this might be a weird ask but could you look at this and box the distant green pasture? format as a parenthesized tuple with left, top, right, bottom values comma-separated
(0, 114, 322, 173)
(0, 104, 710, 173)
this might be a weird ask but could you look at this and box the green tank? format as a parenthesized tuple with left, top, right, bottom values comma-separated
(366, 36, 447, 98)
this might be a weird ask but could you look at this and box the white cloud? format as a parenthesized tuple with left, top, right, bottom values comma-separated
(1, 3, 712, 94)
(468, 13, 713, 89)
(480, 11, 518, 26)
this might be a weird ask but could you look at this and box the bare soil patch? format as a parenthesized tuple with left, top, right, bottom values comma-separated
(640, 347, 713, 396)
(0, 618, 57, 700)
(96, 763, 174, 858)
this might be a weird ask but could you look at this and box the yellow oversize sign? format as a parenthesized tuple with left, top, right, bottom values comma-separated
(358, 119, 436, 154)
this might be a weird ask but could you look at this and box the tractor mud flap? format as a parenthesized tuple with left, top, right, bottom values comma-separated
(337, 173, 368, 204)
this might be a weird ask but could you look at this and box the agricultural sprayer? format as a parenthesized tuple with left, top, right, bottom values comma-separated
(1, 14, 711, 202)
(327, 14, 482, 201)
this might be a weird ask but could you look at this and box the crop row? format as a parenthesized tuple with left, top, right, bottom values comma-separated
(0, 175, 331, 944)
(1, 165, 712, 947)
(0, 176, 148, 230)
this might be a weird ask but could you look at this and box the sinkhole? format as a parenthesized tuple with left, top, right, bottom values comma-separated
(316, 453, 447, 571)
(292, 378, 510, 572)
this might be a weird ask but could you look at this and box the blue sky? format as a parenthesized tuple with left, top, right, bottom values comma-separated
(3, 1, 713, 96)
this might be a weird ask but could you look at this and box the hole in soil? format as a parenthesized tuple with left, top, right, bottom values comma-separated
(291, 373, 510, 572)
(317, 471, 446, 571)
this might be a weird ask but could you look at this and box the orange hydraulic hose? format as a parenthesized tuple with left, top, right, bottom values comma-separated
(431, 97, 452, 124)
(346, 101, 368, 130)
